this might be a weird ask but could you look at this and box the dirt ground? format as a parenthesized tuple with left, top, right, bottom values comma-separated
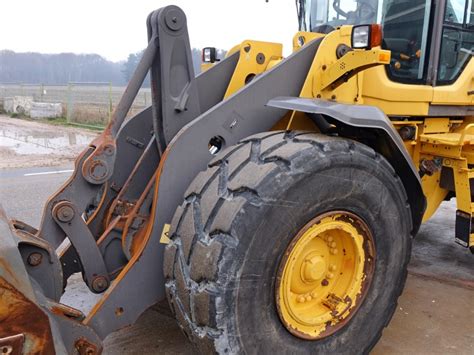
(0, 115, 97, 169)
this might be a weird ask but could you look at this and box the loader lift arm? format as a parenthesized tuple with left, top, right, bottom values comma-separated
(0, 5, 241, 352)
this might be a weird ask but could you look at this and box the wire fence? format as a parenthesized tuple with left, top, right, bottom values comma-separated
(0, 83, 152, 126)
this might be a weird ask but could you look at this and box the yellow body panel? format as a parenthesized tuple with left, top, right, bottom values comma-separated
(361, 66, 432, 115)
(200, 62, 213, 72)
(223, 40, 283, 99)
(299, 28, 362, 103)
(433, 60, 474, 105)
(292, 31, 325, 52)
(317, 49, 390, 92)
(421, 173, 449, 222)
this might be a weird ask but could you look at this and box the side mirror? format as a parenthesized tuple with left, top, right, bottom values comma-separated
(446, 31, 462, 69)
(202, 47, 218, 63)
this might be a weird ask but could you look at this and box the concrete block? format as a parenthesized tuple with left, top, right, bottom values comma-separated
(30, 102, 63, 119)
(3, 96, 34, 115)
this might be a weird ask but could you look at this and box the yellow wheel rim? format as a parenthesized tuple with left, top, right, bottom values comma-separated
(276, 211, 375, 340)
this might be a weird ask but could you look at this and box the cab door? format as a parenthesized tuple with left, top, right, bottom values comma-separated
(432, 0, 474, 105)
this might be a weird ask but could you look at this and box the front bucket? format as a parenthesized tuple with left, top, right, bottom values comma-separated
(0, 205, 58, 354)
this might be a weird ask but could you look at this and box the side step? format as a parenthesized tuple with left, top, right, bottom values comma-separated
(455, 210, 472, 248)
(450, 163, 474, 252)
(420, 129, 474, 253)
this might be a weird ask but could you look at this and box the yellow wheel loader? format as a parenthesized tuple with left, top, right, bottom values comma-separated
(1, 0, 472, 353)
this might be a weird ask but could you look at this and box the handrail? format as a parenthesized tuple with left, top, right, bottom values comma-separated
(458, 123, 474, 145)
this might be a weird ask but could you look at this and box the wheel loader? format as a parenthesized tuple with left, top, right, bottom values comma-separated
(0, 0, 472, 353)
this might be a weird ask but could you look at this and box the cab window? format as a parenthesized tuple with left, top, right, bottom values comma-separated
(381, 0, 433, 83)
(437, 0, 474, 84)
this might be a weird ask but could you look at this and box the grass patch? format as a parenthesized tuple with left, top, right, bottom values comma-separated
(10, 115, 105, 132)
(66, 121, 105, 132)
(10, 112, 28, 119)
(40, 116, 69, 125)
(42, 117, 105, 132)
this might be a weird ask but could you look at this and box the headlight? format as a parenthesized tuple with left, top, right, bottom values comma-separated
(351, 24, 382, 50)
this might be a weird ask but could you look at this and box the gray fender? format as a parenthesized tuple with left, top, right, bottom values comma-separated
(267, 96, 426, 234)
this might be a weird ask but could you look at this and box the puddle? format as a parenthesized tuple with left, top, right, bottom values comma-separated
(0, 128, 93, 155)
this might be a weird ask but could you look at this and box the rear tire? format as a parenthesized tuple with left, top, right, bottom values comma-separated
(164, 131, 412, 354)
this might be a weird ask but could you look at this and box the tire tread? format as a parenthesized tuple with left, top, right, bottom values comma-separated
(164, 131, 412, 354)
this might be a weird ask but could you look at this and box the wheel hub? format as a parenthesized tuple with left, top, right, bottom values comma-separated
(301, 254, 326, 283)
(276, 211, 375, 340)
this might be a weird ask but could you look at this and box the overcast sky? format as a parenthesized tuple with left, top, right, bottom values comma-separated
(0, 0, 298, 62)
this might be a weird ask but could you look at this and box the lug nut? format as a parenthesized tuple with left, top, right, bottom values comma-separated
(297, 295, 306, 303)
(27, 252, 43, 267)
(327, 273, 334, 279)
(311, 291, 318, 298)
(306, 295, 312, 302)
(327, 236, 334, 242)
(330, 242, 337, 248)
(329, 264, 336, 271)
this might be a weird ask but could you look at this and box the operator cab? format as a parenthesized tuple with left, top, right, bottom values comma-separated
(297, 0, 474, 85)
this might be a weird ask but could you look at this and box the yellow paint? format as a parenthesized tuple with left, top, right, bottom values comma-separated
(317, 48, 390, 92)
(200, 63, 214, 72)
(159, 223, 171, 244)
(223, 40, 283, 99)
(445, 158, 472, 212)
(361, 65, 433, 115)
(421, 172, 448, 222)
(277, 213, 371, 339)
(416, 119, 474, 225)
(292, 31, 325, 52)
(433, 60, 474, 105)
(422, 118, 451, 134)
(299, 28, 362, 103)
(225, 44, 241, 58)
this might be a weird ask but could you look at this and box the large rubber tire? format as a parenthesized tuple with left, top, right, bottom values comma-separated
(164, 131, 413, 354)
